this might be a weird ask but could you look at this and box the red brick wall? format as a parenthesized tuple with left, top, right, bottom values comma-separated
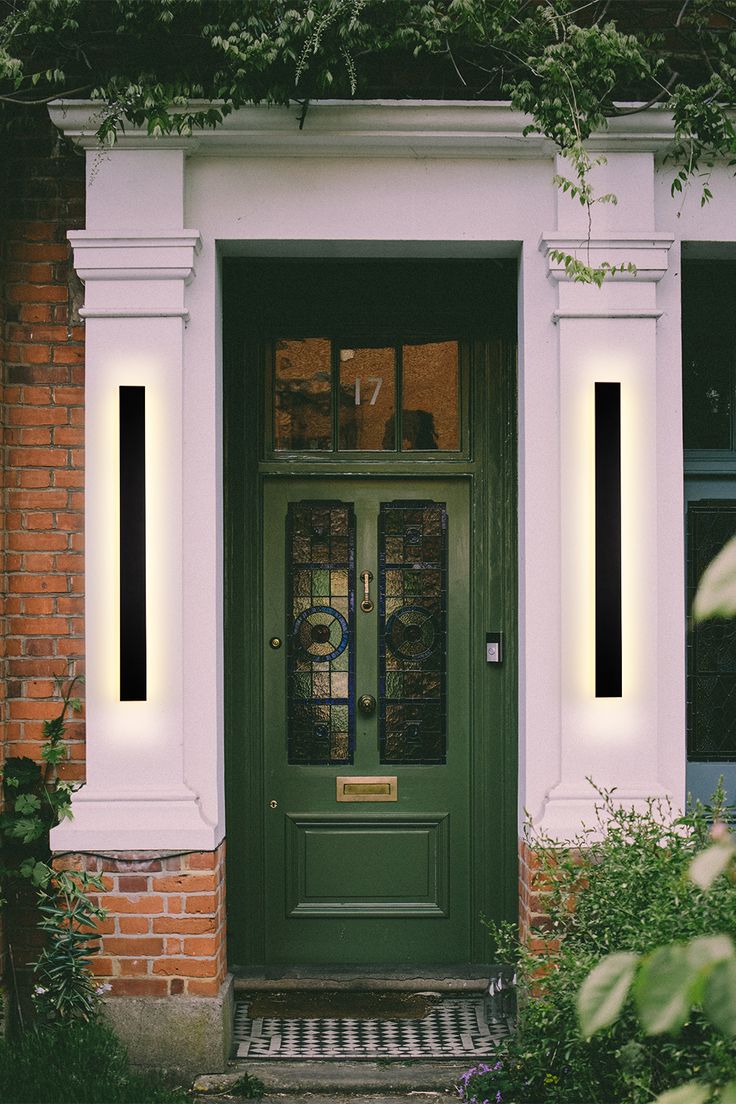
(54, 843, 227, 999)
(1, 110, 86, 1018)
(1, 109, 86, 781)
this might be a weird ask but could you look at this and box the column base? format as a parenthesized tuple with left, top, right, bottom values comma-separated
(50, 786, 219, 851)
(103, 974, 234, 1075)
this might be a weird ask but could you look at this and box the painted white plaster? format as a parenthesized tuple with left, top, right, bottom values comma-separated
(48, 102, 708, 852)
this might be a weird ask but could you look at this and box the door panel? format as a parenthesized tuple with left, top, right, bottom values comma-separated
(263, 478, 470, 964)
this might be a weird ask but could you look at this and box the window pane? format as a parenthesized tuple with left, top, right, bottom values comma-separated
(338, 345, 396, 450)
(682, 265, 734, 450)
(274, 338, 332, 451)
(687, 502, 736, 759)
(287, 501, 355, 764)
(402, 341, 459, 451)
(378, 501, 447, 764)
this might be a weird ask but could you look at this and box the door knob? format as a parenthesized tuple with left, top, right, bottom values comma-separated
(358, 694, 376, 716)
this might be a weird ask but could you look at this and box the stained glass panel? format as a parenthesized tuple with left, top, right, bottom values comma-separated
(687, 502, 736, 760)
(378, 501, 447, 764)
(287, 501, 355, 763)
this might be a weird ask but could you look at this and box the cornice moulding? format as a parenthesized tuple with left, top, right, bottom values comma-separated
(49, 99, 679, 158)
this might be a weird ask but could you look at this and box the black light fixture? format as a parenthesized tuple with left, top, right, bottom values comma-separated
(119, 385, 147, 701)
(595, 382, 622, 698)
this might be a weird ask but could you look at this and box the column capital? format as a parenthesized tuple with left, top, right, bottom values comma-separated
(539, 232, 675, 323)
(540, 232, 674, 282)
(68, 229, 201, 318)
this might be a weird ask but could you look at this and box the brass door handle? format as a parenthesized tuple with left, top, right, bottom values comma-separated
(358, 694, 376, 716)
(360, 570, 374, 613)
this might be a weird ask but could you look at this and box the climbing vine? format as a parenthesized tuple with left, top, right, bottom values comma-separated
(1, 0, 736, 265)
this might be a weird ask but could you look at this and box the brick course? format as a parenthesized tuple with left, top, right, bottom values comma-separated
(53, 844, 227, 999)
(1, 110, 85, 787)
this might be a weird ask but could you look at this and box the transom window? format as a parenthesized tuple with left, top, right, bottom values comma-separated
(683, 263, 736, 452)
(271, 337, 461, 454)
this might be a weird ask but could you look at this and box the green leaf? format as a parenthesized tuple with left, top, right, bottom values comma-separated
(653, 1084, 712, 1104)
(635, 944, 694, 1034)
(690, 843, 736, 890)
(577, 951, 638, 1036)
(693, 535, 736, 621)
(14, 792, 41, 814)
(704, 958, 736, 1036)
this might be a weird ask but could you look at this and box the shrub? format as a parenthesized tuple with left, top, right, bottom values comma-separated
(460, 785, 736, 1104)
(0, 1019, 190, 1104)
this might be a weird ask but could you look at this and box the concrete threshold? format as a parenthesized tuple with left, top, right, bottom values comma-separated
(196, 1060, 471, 1096)
(233, 966, 492, 992)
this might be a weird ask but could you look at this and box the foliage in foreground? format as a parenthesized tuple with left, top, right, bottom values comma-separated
(0, 674, 107, 1025)
(0, 1020, 189, 1104)
(574, 536, 736, 1104)
(459, 787, 736, 1104)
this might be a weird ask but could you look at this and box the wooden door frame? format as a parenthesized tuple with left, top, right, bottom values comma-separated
(223, 261, 518, 970)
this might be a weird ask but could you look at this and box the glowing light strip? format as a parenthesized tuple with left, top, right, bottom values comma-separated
(595, 381, 622, 698)
(119, 385, 147, 701)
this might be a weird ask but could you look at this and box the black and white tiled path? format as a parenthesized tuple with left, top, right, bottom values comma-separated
(233, 996, 511, 1060)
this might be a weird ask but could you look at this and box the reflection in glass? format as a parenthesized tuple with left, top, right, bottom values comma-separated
(682, 264, 734, 451)
(274, 339, 332, 451)
(338, 345, 396, 450)
(683, 355, 732, 450)
(687, 502, 736, 758)
(402, 341, 460, 451)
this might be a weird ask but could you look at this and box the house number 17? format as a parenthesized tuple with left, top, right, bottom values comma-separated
(354, 377, 383, 405)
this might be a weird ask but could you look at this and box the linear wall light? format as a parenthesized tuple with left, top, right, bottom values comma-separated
(119, 385, 147, 701)
(595, 381, 622, 698)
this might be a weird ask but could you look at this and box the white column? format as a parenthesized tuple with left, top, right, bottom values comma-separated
(51, 150, 219, 850)
(524, 152, 684, 838)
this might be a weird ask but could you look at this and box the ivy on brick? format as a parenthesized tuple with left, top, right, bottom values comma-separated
(0, 675, 108, 1024)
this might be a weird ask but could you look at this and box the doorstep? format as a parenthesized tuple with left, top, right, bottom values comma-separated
(232, 965, 495, 992)
(196, 1060, 480, 1096)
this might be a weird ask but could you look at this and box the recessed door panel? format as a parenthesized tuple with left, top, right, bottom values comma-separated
(263, 478, 470, 964)
(285, 813, 449, 917)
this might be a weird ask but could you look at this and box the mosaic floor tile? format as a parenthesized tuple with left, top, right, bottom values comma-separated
(233, 996, 511, 1060)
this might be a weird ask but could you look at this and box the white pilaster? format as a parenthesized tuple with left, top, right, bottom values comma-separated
(51, 150, 220, 851)
(528, 151, 684, 838)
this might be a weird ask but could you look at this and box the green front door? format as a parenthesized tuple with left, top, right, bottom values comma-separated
(263, 478, 470, 964)
(224, 259, 519, 971)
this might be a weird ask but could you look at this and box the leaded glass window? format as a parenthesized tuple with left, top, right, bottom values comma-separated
(687, 501, 736, 759)
(272, 339, 462, 455)
(378, 501, 448, 764)
(287, 502, 355, 764)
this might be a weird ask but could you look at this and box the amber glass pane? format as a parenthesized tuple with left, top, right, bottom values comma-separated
(338, 345, 396, 450)
(402, 341, 459, 451)
(274, 338, 332, 451)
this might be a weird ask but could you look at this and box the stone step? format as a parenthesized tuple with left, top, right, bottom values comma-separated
(195, 1060, 473, 1096)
